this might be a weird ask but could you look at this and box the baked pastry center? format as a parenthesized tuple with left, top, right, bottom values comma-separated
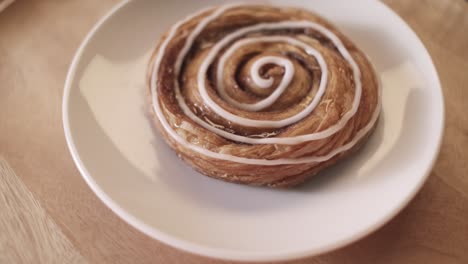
(147, 4, 381, 187)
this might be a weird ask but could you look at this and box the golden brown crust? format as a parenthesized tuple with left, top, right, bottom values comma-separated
(147, 5, 380, 187)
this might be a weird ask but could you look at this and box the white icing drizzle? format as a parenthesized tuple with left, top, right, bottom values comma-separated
(196, 21, 362, 131)
(197, 22, 335, 128)
(216, 37, 322, 113)
(175, 36, 329, 144)
(218, 55, 295, 112)
(150, 4, 381, 165)
(250, 57, 278, 88)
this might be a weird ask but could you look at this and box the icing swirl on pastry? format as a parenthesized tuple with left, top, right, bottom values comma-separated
(219, 53, 295, 112)
(149, 4, 381, 165)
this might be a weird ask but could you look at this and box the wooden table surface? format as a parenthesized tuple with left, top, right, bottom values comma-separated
(1, 0, 467, 263)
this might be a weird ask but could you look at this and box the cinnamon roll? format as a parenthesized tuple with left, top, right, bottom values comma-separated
(147, 4, 381, 187)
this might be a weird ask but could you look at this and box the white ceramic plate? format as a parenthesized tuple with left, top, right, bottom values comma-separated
(63, 0, 444, 261)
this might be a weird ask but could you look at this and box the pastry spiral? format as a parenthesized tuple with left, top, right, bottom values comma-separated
(147, 4, 381, 187)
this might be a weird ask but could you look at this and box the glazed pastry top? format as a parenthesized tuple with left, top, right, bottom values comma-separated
(148, 4, 380, 165)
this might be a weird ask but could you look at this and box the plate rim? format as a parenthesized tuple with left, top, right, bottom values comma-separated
(62, 0, 445, 261)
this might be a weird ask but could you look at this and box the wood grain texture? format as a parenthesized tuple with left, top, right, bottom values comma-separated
(0, 157, 87, 264)
(0, 0, 466, 263)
